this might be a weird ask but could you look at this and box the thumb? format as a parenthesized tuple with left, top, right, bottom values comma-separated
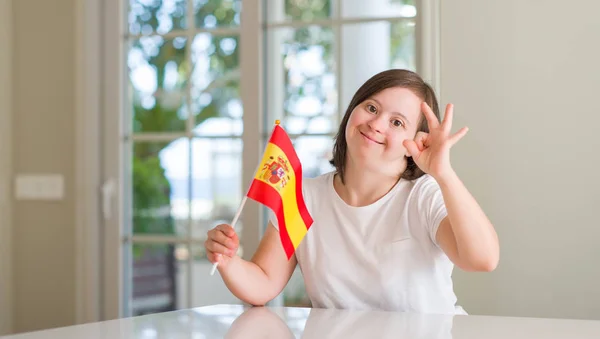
(403, 139, 421, 158)
(230, 231, 239, 242)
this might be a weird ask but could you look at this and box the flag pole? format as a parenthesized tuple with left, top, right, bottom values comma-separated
(210, 120, 281, 276)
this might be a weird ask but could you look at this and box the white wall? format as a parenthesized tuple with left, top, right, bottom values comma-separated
(442, 0, 600, 320)
(0, 0, 14, 334)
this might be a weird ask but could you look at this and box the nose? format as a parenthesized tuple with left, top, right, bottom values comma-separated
(367, 113, 387, 133)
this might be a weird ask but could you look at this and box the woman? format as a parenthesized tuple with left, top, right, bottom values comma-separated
(204, 69, 499, 315)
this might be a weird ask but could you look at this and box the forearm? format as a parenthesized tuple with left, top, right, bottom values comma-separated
(436, 170, 499, 270)
(218, 256, 280, 306)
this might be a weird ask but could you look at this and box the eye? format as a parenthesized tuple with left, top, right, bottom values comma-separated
(366, 104, 378, 114)
(392, 119, 404, 128)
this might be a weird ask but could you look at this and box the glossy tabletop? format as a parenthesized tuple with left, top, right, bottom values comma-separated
(2, 304, 600, 339)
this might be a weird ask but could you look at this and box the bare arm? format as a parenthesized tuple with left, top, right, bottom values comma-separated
(403, 102, 499, 272)
(435, 170, 499, 272)
(210, 222, 297, 306)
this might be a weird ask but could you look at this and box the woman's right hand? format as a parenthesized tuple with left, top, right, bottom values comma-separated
(205, 224, 239, 269)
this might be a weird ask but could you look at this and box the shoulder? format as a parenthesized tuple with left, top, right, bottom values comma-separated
(300, 171, 334, 211)
(404, 174, 444, 209)
(302, 171, 334, 192)
(408, 174, 441, 196)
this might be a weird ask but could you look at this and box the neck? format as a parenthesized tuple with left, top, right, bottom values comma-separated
(334, 158, 406, 207)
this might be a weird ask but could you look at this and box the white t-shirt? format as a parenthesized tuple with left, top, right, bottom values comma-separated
(269, 171, 466, 315)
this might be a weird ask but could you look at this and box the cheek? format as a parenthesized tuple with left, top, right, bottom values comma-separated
(345, 113, 363, 136)
(385, 132, 412, 155)
(388, 136, 406, 152)
(349, 109, 372, 126)
(346, 113, 360, 128)
(402, 128, 419, 142)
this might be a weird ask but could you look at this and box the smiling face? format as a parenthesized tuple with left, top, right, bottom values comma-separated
(329, 69, 441, 182)
(344, 87, 423, 175)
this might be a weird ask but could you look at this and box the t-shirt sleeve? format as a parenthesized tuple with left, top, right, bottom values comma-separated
(416, 175, 448, 248)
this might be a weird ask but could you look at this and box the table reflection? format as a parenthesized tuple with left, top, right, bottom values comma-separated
(224, 306, 454, 339)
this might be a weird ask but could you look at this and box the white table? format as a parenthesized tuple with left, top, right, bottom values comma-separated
(2, 304, 600, 338)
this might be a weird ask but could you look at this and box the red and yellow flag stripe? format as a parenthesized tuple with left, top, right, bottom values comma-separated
(247, 124, 313, 259)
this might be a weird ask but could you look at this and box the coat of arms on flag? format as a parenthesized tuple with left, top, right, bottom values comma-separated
(247, 121, 313, 259)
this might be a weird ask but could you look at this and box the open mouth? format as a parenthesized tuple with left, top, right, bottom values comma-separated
(360, 132, 384, 145)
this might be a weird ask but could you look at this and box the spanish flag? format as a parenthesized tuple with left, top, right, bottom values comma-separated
(246, 122, 313, 259)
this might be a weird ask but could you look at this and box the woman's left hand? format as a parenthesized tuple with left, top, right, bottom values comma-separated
(403, 102, 468, 181)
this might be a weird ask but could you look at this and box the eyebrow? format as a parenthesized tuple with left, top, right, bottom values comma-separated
(370, 98, 412, 126)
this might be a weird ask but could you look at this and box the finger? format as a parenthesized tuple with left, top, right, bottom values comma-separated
(210, 253, 224, 264)
(416, 138, 425, 151)
(216, 224, 236, 237)
(209, 229, 237, 250)
(448, 127, 469, 146)
(442, 104, 454, 133)
(206, 250, 218, 264)
(205, 238, 235, 256)
(403, 139, 421, 158)
(229, 230, 239, 244)
(415, 131, 428, 150)
(204, 239, 217, 263)
(421, 102, 440, 129)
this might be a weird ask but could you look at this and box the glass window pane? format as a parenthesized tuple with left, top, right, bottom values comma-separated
(340, 20, 416, 111)
(341, 0, 416, 19)
(191, 137, 242, 238)
(194, 0, 242, 28)
(293, 135, 334, 178)
(190, 245, 242, 307)
(265, 25, 338, 132)
(264, 0, 332, 24)
(132, 139, 191, 236)
(283, 268, 311, 307)
(390, 20, 416, 70)
(131, 243, 188, 315)
(191, 33, 241, 131)
(128, 36, 189, 133)
(129, 0, 188, 35)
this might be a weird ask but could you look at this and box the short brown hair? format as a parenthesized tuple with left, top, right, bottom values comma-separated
(330, 69, 441, 182)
